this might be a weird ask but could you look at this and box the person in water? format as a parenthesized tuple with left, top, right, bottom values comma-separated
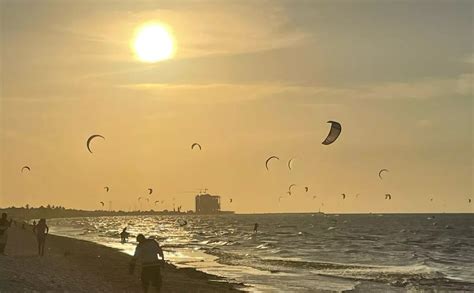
(0, 213, 12, 255)
(33, 218, 49, 256)
(253, 223, 259, 233)
(120, 227, 129, 244)
(129, 234, 165, 293)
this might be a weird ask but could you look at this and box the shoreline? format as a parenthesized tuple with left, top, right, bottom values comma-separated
(0, 224, 244, 292)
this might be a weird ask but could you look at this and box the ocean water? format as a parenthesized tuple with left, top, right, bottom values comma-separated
(48, 214, 474, 292)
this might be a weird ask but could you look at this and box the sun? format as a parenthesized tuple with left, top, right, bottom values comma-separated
(133, 23, 175, 63)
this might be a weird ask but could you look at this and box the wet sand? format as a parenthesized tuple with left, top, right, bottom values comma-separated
(0, 225, 242, 292)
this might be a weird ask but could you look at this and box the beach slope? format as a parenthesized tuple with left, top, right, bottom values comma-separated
(0, 225, 241, 292)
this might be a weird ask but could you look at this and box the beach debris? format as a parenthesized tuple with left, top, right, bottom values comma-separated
(21, 166, 31, 173)
(104, 186, 110, 192)
(385, 193, 392, 200)
(148, 188, 153, 195)
(341, 193, 346, 200)
(191, 143, 201, 150)
(288, 158, 295, 170)
(322, 121, 342, 145)
(379, 169, 389, 179)
(99, 201, 104, 207)
(86, 134, 105, 153)
(265, 156, 279, 170)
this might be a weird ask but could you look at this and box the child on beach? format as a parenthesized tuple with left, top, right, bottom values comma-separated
(129, 234, 165, 293)
(33, 218, 49, 256)
(0, 213, 12, 255)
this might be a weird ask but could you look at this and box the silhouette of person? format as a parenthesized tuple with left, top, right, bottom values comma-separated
(253, 223, 259, 234)
(129, 234, 165, 293)
(120, 227, 129, 244)
(0, 213, 12, 255)
(33, 218, 49, 256)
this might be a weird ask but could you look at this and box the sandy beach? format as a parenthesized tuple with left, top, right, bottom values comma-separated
(0, 224, 242, 292)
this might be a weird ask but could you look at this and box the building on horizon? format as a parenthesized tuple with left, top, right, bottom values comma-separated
(195, 193, 221, 214)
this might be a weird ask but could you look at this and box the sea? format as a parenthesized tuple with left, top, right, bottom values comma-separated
(47, 213, 474, 292)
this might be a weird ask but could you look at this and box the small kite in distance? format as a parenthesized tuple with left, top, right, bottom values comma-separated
(21, 166, 31, 173)
(154, 200, 159, 205)
(341, 193, 346, 200)
(312, 195, 317, 200)
(148, 188, 153, 195)
(99, 201, 105, 207)
(138, 197, 142, 201)
(229, 198, 233, 203)
(385, 194, 392, 200)
(305, 187, 309, 192)
(379, 169, 389, 179)
(104, 186, 110, 192)
(322, 121, 342, 145)
(191, 143, 202, 150)
(288, 158, 295, 171)
(468, 198, 471, 203)
(289, 184, 297, 193)
(86, 134, 105, 154)
(265, 156, 279, 171)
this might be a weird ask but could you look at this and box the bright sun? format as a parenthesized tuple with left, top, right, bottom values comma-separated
(133, 23, 175, 63)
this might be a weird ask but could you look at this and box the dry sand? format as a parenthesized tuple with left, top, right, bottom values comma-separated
(0, 225, 242, 292)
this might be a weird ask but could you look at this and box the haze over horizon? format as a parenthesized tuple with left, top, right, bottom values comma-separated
(1, 0, 472, 213)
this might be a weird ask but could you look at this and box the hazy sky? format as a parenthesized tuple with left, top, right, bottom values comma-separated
(1, 0, 472, 213)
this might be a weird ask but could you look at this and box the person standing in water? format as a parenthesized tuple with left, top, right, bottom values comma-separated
(120, 227, 129, 244)
(33, 218, 49, 256)
(0, 213, 12, 255)
(253, 223, 259, 234)
(129, 234, 165, 293)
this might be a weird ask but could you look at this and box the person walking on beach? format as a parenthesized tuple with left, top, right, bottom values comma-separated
(129, 234, 165, 293)
(33, 218, 49, 256)
(0, 213, 12, 255)
(120, 227, 129, 244)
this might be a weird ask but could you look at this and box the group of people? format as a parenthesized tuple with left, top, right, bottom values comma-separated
(0, 213, 49, 256)
(1, 214, 262, 292)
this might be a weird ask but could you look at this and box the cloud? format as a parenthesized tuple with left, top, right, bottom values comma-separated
(120, 74, 471, 104)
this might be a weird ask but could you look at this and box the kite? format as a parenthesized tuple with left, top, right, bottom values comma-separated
(379, 169, 389, 179)
(21, 166, 31, 173)
(191, 143, 202, 150)
(322, 121, 342, 145)
(288, 158, 295, 171)
(265, 156, 279, 171)
(86, 134, 105, 153)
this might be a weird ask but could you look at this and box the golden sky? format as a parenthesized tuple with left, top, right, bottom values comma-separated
(1, 0, 472, 213)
